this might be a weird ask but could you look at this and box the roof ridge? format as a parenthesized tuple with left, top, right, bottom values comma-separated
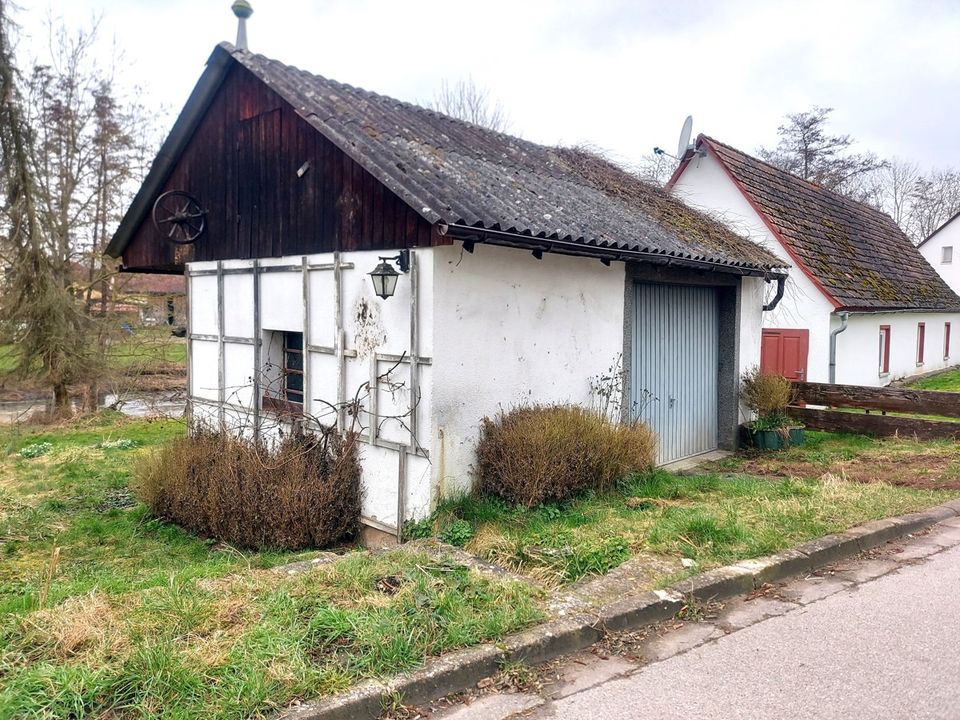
(237, 45, 539, 152)
(108, 43, 787, 275)
(700, 134, 900, 229)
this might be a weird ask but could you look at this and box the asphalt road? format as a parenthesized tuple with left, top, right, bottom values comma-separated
(526, 529, 960, 720)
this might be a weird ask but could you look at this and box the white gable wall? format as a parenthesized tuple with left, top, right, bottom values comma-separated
(920, 218, 960, 296)
(671, 150, 836, 382)
(737, 276, 766, 412)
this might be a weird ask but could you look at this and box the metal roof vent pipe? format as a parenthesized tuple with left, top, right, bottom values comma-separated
(828, 311, 849, 384)
(232, 0, 253, 51)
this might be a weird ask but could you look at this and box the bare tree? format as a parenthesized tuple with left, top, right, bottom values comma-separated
(0, 10, 151, 414)
(758, 106, 885, 197)
(909, 169, 960, 241)
(427, 77, 511, 133)
(862, 160, 960, 243)
(635, 150, 676, 187)
(863, 158, 919, 229)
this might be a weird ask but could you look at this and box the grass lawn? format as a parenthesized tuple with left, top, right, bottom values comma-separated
(0, 415, 542, 719)
(908, 366, 960, 392)
(106, 329, 187, 371)
(0, 329, 186, 377)
(418, 431, 960, 587)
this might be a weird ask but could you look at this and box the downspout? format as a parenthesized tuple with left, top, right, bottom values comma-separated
(762, 275, 787, 312)
(829, 311, 849, 384)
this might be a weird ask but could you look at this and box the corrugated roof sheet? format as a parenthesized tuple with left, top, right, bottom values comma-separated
(698, 136, 960, 311)
(228, 44, 784, 274)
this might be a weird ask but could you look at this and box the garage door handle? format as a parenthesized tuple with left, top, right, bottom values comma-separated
(668, 395, 676, 409)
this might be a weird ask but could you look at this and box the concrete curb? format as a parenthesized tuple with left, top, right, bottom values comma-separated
(280, 500, 960, 719)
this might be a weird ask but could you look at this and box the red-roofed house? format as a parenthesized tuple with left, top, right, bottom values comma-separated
(669, 136, 960, 386)
(113, 273, 187, 326)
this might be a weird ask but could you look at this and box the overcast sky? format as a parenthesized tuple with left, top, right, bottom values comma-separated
(11, 0, 960, 171)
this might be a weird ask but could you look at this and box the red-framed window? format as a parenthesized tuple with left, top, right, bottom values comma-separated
(917, 322, 926, 366)
(946, 322, 952, 360)
(879, 325, 891, 375)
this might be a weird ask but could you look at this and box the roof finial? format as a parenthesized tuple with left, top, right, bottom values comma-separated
(231, 0, 253, 51)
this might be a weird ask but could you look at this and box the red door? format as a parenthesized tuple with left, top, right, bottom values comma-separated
(761, 329, 809, 381)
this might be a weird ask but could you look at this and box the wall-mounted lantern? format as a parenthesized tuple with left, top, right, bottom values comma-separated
(369, 249, 410, 299)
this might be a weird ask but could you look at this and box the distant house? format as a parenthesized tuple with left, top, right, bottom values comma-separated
(670, 136, 960, 386)
(113, 273, 187, 327)
(106, 44, 786, 540)
(64, 261, 186, 326)
(919, 211, 960, 299)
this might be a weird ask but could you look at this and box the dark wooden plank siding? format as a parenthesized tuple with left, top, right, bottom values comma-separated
(790, 407, 960, 441)
(792, 381, 960, 419)
(121, 64, 443, 272)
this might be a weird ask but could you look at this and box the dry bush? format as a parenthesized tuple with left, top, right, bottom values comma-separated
(740, 367, 795, 418)
(135, 427, 361, 550)
(475, 405, 656, 507)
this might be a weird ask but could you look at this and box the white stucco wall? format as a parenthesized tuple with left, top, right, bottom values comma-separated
(187, 249, 434, 530)
(920, 218, 960, 296)
(671, 150, 953, 385)
(737, 276, 765, 419)
(429, 243, 627, 497)
(186, 239, 775, 524)
(833, 311, 959, 386)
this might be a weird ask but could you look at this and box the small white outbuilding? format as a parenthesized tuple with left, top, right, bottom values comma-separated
(107, 44, 787, 541)
(670, 136, 960, 387)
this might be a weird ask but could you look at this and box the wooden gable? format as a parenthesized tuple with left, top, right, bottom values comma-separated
(120, 63, 443, 272)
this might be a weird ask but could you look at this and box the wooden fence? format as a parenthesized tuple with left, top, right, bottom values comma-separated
(790, 381, 960, 440)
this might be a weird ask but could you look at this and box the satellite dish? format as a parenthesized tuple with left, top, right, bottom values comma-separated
(677, 115, 694, 159)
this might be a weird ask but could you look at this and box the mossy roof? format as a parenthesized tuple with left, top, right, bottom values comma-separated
(698, 136, 960, 311)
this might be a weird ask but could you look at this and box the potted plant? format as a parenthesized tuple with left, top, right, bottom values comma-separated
(740, 367, 805, 450)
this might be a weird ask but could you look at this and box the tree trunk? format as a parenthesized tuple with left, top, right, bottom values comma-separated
(83, 381, 99, 413)
(53, 382, 72, 418)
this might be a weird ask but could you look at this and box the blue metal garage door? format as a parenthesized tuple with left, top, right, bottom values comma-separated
(633, 283, 719, 464)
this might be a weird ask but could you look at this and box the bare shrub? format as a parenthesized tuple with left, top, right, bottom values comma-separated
(475, 405, 656, 508)
(740, 367, 795, 418)
(134, 427, 361, 550)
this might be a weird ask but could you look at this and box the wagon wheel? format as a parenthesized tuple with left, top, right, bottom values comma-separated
(152, 191, 207, 244)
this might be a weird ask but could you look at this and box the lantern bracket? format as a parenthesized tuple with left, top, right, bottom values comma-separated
(381, 249, 410, 274)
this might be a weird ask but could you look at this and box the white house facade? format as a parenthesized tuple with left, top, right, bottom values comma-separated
(920, 211, 960, 297)
(670, 136, 960, 387)
(182, 242, 770, 536)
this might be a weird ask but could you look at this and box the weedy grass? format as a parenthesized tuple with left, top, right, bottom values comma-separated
(0, 551, 542, 719)
(710, 430, 960, 488)
(0, 414, 303, 616)
(907, 366, 960, 392)
(425, 432, 960, 586)
(0, 415, 543, 719)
